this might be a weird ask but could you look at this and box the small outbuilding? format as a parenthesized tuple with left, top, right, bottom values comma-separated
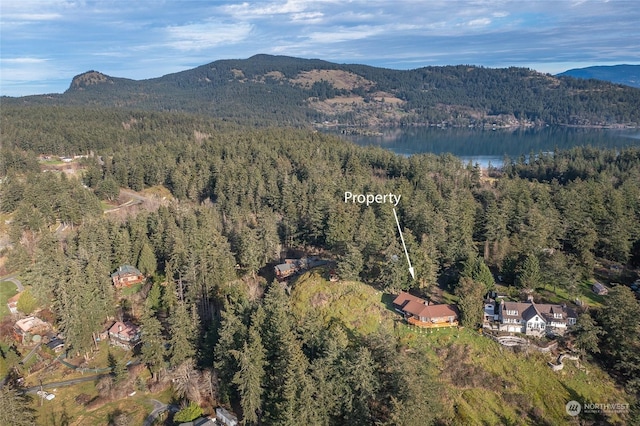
(592, 282, 608, 296)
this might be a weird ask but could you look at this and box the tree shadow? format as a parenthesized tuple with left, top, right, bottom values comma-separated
(47, 402, 70, 426)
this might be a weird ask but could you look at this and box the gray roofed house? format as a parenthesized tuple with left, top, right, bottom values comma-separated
(178, 417, 217, 426)
(274, 262, 297, 279)
(111, 265, 144, 288)
(499, 301, 577, 336)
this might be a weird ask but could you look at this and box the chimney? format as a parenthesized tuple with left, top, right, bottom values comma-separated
(118, 324, 123, 332)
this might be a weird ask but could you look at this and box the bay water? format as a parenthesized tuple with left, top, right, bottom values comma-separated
(330, 126, 640, 168)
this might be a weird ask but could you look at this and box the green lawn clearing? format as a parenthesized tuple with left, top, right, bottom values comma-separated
(0, 280, 18, 319)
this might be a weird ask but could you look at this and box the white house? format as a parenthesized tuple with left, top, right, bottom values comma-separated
(498, 301, 577, 336)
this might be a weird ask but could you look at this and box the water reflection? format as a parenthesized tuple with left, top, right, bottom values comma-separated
(328, 126, 640, 167)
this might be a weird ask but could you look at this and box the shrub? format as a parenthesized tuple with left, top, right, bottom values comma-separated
(173, 402, 203, 423)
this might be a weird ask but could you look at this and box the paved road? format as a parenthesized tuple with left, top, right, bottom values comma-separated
(143, 398, 179, 426)
(20, 342, 42, 365)
(0, 274, 24, 292)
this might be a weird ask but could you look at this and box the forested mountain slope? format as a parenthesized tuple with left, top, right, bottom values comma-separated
(3, 54, 640, 127)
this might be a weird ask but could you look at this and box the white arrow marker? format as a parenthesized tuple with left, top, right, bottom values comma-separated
(393, 207, 415, 280)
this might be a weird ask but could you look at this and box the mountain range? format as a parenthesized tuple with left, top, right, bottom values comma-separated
(4, 55, 640, 128)
(557, 64, 640, 88)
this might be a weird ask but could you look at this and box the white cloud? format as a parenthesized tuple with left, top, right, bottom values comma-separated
(220, 0, 331, 19)
(306, 25, 385, 43)
(2, 13, 63, 21)
(290, 11, 324, 23)
(166, 21, 253, 51)
(2, 57, 48, 64)
(466, 18, 492, 27)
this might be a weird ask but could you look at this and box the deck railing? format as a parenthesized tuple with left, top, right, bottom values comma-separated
(407, 316, 458, 328)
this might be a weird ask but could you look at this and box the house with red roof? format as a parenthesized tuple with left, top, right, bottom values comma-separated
(108, 321, 141, 350)
(392, 292, 459, 328)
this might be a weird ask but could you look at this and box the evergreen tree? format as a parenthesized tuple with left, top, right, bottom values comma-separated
(455, 277, 485, 328)
(597, 285, 640, 388)
(112, 356, 129, 385)
(145, 282, 162, 313)
(137, 242, 157, 276)
(214, 302, 248, 401)
(462, 256, 495, 293)
(260, 281, 315, 425)
(337, 243, 364, 281)
(232, 306, 266, 425)
(572, 312, 603, 355)
(0, 384, 36, 426)
(168, 301, 198, 368)
(16, 288, 37, 315)
(517, 254, 541, 290)
(343, 347, 379, 424)
(378, 241, 411, 292)
(140, 309, 166, 380)
(236, 226, 262, 278)
(473, 258, 495, 292)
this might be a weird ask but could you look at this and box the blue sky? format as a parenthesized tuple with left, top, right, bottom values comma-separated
(1, 0, 639, 96)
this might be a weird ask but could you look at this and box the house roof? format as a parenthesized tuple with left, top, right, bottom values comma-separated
(592, 282, 608, 293)
(108, 321, 140, 339)
(111, 265, 142, 278)
(216, 407, 238, 422)
(15, 316, 47, 333)
(393, 292, 458, 319)
(47, 337, 64, 350)
(402, 301, 458, 319)
(275, 263, 296, 273)
(501, 301, 576, 323)
(402, 299, 429, 317)
(392, 291, 424, 309)
(522, 304, 543, 322)
(179, 417, 217, 426)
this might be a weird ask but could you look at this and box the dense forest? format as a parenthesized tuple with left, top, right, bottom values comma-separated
(3, 55, 640, 128)
(1, 105, 640, 424)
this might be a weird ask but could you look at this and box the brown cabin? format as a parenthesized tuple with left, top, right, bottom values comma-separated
(111, 265, 144, 288)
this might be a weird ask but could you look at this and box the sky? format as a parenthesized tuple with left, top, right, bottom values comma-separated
(1, 0, 639, 97)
